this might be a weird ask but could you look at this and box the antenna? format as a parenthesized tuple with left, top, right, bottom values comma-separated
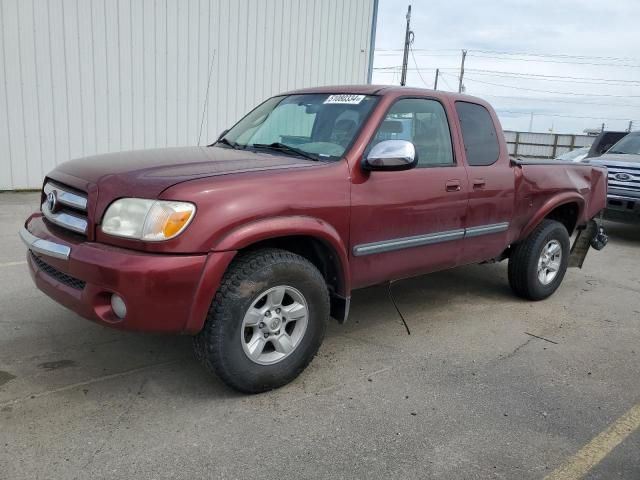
(198, 49, 217, 146)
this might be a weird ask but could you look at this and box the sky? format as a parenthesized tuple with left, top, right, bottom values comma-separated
(371, 0, 640, 134)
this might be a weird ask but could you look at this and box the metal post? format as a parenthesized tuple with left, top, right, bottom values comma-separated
(434, 68, 439, 90)
(601, 122, 605, 132)
(458, 49, 467, 93)
(552, 134, 559, 159)
(628, 120, 633, 132)
(400, 5, 412, 86)
(528, 112, 534, 132)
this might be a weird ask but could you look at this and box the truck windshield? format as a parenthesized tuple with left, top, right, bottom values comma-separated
(608, 132, 640, 156)
(218, 94, 378, 160)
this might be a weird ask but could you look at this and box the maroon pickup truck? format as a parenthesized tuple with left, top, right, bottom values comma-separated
(20, 86, 608, 393)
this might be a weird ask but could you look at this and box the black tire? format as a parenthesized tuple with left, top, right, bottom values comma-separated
(194, 248, 329, 393)
(508, 219, 570, 301)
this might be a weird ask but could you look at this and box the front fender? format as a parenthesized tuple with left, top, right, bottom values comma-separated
(520, 193, 585, 239)
(211, 215, 351, 295)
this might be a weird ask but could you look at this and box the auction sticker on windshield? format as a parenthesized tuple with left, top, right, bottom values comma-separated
(324, 94, 366, 104)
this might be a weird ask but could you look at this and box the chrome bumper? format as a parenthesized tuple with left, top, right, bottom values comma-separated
(608, 193, 640, 202)
(19, 227, 71, 260)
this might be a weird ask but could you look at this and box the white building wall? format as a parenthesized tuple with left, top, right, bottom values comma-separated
(0, 0, 377, 189)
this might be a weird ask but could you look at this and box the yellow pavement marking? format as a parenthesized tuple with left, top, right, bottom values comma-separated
(0, 261, 26, 268)
(545, 403, 640, 480)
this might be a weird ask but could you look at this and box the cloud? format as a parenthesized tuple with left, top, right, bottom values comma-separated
(372, 0, 640, 133)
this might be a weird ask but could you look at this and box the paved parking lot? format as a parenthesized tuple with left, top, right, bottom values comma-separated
(1, 191, 639, 479)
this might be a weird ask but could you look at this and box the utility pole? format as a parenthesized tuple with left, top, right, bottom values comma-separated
(628, 120, 633, 132)
(434, 68, 439, 90)
(400, 5, 413, 86)
(458, 49, 467, 93)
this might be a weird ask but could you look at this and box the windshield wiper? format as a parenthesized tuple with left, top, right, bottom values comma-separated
(250, 142, 318, 161)
(215, 137, 241, 150)
(607, 150, 628, 154)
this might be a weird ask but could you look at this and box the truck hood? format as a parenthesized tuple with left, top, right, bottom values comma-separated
(50, 146, 316, 196)
(588, 153, 640, 167)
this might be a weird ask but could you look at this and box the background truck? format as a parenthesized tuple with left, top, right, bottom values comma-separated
(587, 131, 640, 223)
(20, 86, 607, 393)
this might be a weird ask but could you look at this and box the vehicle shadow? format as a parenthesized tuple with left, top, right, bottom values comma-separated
(338, 262, 514, 336)
(603, 220, 640, 244)
(12, 263, 517, 401)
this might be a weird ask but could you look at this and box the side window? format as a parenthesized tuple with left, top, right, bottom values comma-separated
(370, 98, 454, 167)
(455, 102, 500, 166)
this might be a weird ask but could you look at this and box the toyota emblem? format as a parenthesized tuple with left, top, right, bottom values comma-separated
(46, 191, 57, 212)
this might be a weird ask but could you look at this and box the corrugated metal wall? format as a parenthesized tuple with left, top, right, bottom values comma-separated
(0, 0, 376, 189)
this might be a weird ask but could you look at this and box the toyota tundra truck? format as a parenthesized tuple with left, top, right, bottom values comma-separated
(20, 86, 608, 393)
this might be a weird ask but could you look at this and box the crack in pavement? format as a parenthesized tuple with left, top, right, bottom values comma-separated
(0, 358, 183, 408)
(79, 376, 149, 475)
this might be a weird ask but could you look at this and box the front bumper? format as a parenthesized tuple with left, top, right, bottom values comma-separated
(21, 214, 235, 334)
(604, 193, 640, 223)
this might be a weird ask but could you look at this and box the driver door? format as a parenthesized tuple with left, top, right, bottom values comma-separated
(349, 97, 470, 289)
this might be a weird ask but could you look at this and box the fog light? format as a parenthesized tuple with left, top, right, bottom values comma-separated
(111, 294, 127, 319)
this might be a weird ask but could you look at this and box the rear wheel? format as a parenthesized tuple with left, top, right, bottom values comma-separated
(508, 219, 570, 300)
(194, 248, 329, 393)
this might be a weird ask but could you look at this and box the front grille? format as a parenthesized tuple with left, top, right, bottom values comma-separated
(604, 163, 640, 194)
(42, 181, 89, 236)
(30, 252, 86, 290)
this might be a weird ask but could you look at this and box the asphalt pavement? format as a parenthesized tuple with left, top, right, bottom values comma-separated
(1, 191, 638, 479)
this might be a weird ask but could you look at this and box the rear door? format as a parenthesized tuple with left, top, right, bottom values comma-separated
(349, 97, 469, 288)
(454, 101, 515, 264)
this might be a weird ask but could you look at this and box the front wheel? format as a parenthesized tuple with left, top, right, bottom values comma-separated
(194, 248, 329, 393)
(508, 219, 570, 300)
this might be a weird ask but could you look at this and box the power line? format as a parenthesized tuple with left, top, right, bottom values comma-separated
(375, 66, 640, 86)
(459, 75, 640, 98)
(494, 110, 639, 122)
(479, 93, 640, 109)
(375, 48, 459, 52)
(409, 46, 431, 88)
(438, 74, 455, 92)
(376, 52, 460, 57)
(469, 49, 640, 62)
(466, 53, 640, 68)
(463, 69, 640, 86)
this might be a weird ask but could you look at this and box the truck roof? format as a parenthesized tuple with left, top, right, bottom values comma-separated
(284, 84, 487, 104)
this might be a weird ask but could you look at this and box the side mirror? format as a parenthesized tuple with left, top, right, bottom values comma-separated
(363, 140, 417, 171)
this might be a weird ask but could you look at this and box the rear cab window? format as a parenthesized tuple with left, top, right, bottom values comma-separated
(455, 102, 500, 166)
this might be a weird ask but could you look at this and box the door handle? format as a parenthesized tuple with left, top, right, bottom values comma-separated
(472, 178, 486, 189)
(445, 180, 461, 192)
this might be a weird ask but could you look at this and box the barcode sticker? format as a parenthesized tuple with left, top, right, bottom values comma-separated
(323, 94, 366, 105)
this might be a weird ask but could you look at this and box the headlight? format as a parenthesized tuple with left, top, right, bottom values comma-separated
(102, 198, 196, 241)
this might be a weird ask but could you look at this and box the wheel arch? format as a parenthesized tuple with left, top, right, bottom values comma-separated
(211, 216, 351, 299)
(520, 194, 585, 239)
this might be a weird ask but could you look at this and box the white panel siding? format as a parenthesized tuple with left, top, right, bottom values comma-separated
(0, 0, 376, 189)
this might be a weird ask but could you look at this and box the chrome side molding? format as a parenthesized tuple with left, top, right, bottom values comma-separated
(352, 222, 510, 257)
(19, 227, 71, 260)
(353, 229, 465, 256)
(464, 222, 510, 238)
